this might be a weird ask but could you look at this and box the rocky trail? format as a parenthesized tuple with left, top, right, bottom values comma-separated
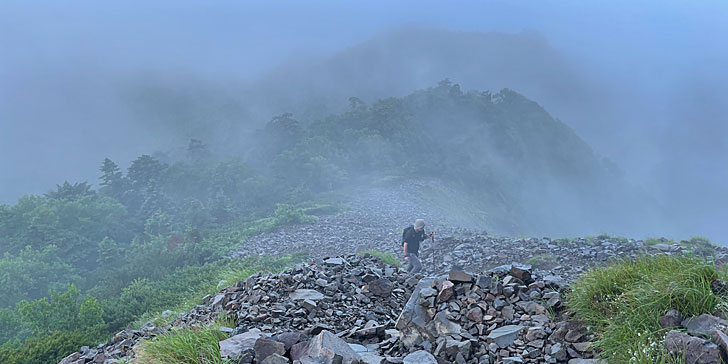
(59, 184, 728, 364)
(231, 182, 727, 282)
(229, 182, 461, 263)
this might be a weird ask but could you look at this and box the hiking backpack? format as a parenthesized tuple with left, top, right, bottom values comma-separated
(401, 225, 414, 246)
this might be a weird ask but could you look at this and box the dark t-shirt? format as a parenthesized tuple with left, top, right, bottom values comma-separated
(404, 228, 426, 255)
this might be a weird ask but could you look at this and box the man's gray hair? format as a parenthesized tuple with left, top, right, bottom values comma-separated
(414, 219, 425, 229)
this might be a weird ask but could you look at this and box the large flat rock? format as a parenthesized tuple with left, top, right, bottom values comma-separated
(289, 289, 325, 301)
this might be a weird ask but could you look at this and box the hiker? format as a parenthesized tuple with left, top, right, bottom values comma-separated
(403, 219, 434, 274)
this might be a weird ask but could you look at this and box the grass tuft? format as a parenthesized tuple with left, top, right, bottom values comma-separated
(644, 236, 717, 257)
(568, 255, 727, 364)
(135, 324, 231, 364)
(357, 249, 401, 267)
(526, 253, 557, 268)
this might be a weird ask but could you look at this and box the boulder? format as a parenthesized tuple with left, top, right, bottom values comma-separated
(254, 338, 286, 362)
(429, 311, 462, 337)
(448, 269, 473, 283)
(550, 342, 568, 361)
(219, 328, 265, 360)
(368, 278, 394, 297)
(396, 278, 437, 348)
(289, 289, 325, 301)
(665, 330, 721, 364)
(290, 330, 360, 364)
(486, 325, 523, 348)
(273, 332, 307, 352)
(260, 353, 290, 364)
(502, 358, 524, 364)
(437, 280, 455, 301)
(360, 353, 384, 364)
(403, 350, 437, 364)
(711, 329, 728, 361)
(466, 307, 483, 323)
(510, 263, 532, 282)
(659, 309, 682, 329)
(681, 314, 728, 337)
(324, 257, 345, 266)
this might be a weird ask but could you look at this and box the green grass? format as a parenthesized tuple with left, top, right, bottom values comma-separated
(357, 250, 401, 267)
(135, 324, 232, 364)
(552, 234, 630, 245)
(526, 253, 557, 268)
(568, 255, 727, 364)
(644, 237, 675, 246)
(595, 233, 629, 244)
(644, 236, 716, 257)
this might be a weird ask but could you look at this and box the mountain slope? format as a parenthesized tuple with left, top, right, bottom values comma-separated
(250, 81, 664, 237)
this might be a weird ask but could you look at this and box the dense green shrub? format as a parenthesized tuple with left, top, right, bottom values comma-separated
(0, 246, 79, 307)
(15, 285, 105, 337)
(0, 330, 100, 364)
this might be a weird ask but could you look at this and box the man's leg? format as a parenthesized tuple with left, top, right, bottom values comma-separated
(405, 256, 414, 273)
(410, 253, 422, 274)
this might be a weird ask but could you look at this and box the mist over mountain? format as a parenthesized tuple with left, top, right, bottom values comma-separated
(125, 27, 604, 148)
(249, 28, 606, 125)
(119, 26, 712, 240)
(2, 3, 726, 242)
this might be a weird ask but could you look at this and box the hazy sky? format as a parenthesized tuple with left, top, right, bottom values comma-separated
(1, 1, 727, 240)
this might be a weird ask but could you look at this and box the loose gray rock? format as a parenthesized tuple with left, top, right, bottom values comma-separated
(682, 314, 728, 337)
(289, 289, 325, 301)
(368, 278, 394, 297)
(659, 309, 683, 329)
(254, 338, 286, 363)
(260, 353, 290, 364)
(220, 329, 265, 360)
(487, 325, 523, 348)
(396, 278, 437, 348)
(448, 269, 473, 283)
(291, 330, 360, 364)
(403, 350, 437, 364)
(665, 330, 721, 364)
(360, 353, 385, 364)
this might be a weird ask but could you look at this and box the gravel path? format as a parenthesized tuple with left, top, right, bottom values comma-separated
(230, 181, 728, 281)
(230, 181, 462, 261)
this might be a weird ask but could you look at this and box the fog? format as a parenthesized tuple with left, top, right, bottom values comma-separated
(1, 0, 727, 242)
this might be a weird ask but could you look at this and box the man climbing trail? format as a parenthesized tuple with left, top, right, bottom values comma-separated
(403, 219, 434, 274)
